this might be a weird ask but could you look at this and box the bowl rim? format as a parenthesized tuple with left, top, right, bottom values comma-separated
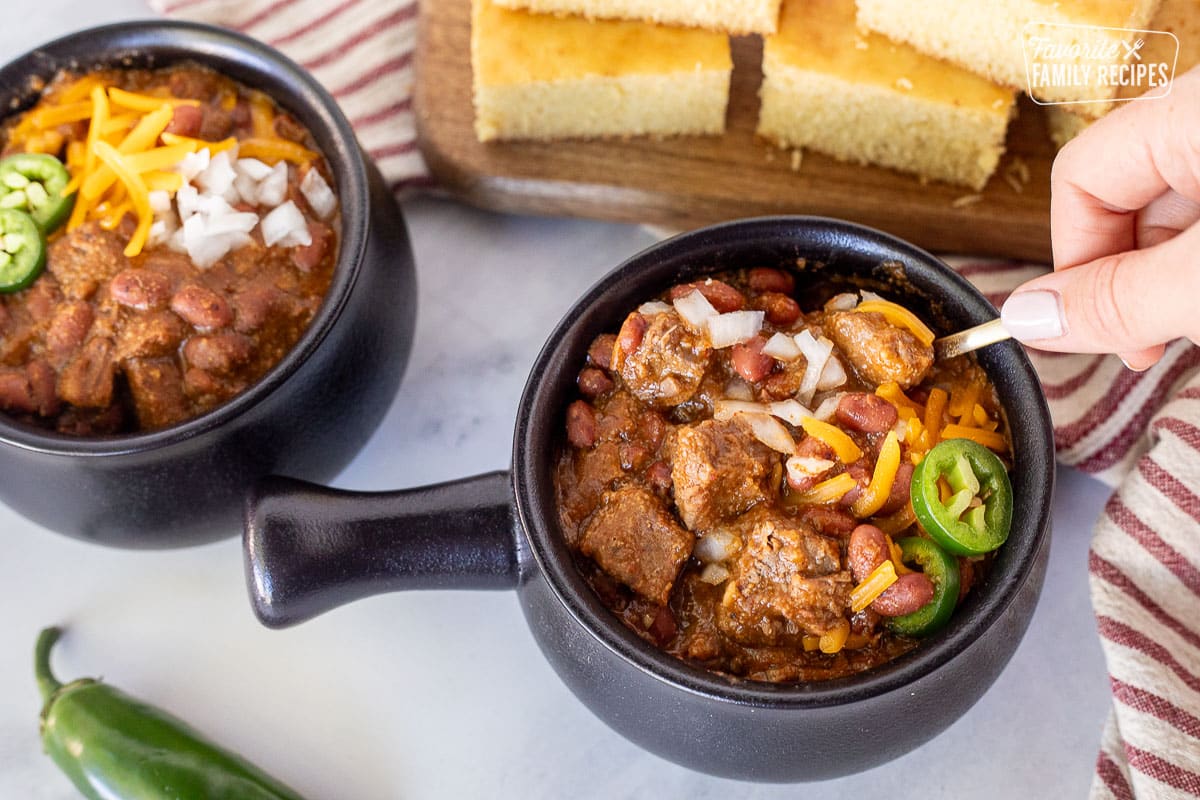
(0, 19, 369, 457)
(513, 215, 1056, 708)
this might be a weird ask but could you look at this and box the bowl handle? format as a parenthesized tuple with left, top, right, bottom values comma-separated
(244, 471, 523, 628)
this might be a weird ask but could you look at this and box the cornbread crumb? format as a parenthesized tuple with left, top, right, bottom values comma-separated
(472, 0, 732, 142)
(491, 0, 782, 34)
(758, 0, 1016, 190)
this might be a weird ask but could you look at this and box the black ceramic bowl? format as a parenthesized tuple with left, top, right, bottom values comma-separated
(0, 21, 416, 547)
(246, 217, 1054, 781)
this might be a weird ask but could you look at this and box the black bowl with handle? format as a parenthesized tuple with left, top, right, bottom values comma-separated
(0, 21, 416, 547)
(246, 216, 1054, 781)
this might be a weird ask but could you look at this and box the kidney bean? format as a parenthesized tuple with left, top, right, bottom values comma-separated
(273, 114, 308, 142)
(795, 434, 836, 461)
(648, 605, 678, 647)
(0, 368, 35, 413)
(848, 524, 891, 583)
(646, 460, 673, 493)
(639, 410, 667, 450)
(26, 360, 60, 417)
(183, 367, 222, 399)
(110, 269, 172, 311)
(877, 462, 915, 516)
(170, 284, 233, 330)
(292, 222, 332, 273)
(197, 107, 233, 141)
(566, 400, 598, 448)
(838, 460, 872, 508)
(615, 312, 647, 363)
(754, 292, 802, 327)
(747, 267, 795, 295)
(668, 279, 745, 312)
(25, 280, 61, 322)
(619, 441, 651, 471)
(587, 334, 617, 371)
(850, 607, 881, 636)
(182, 332, 254, 375)
(836, 392, 898, 433)
(872, 573, 935, 617)
(164, 104, 203, 137)
(45, 301, 94, 359)
(577, 367, 614, 398)
(798, 504, 858, 537)
(731, 335, 774, 383)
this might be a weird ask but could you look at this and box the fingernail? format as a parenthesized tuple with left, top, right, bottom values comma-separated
(1001, 290, 1066, 341)
(1119, 356, 1151, 373)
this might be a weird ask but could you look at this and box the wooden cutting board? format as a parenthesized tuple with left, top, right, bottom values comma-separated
(413, 0, 1055, 261)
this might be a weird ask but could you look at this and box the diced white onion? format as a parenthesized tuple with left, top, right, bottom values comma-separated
(148, 219, 175, 248)
(261, 200, 312, 247)
(147, 190, 172, 215)
(300, 167, 337, 219)
(763, 331, 802, 361)
(257, 161, 289, 208)
(713, 399, 768, 422)
(816, 355, 848, 391)
(739, 412, 796, 455)
(235, 157, 273, 181)
(826, 292, 859, 312)
(707, 310, 764, 349)
(767, 399, 811, 426)
(175, 184, 200, 220)
(699, 563, 732, 585)
(860, 290, 885, 304)
(195, 150, 237, 196)
(695, 530, 739, 564)
(182, 214, 235, 269)
(233, 174, 259, 207)
(673, 289, 718, 332)
(176, 148, 211, 182)
(794, 330, 834, 404)
(785, 455, 836, 485)
(723, 378, 754, 402)
(204, 208, 258, 237)
(813, 394, 843, 421)
(637, 300, 672, 317)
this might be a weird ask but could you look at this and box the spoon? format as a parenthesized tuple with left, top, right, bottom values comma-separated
(934, 318, 1012, 360)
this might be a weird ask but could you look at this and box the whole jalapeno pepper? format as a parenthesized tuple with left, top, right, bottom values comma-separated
(36, 627, 310, 800)
(886, 537, 961, 637)
(0, 153, 74, 234)
(910, 438, 1013, 557)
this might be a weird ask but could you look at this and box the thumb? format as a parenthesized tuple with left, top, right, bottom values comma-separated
(1001, 222, 1200, 356)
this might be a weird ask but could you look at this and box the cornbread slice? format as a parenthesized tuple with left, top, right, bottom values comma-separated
(490, 0, 782, 35)
(857, 0, 1163, 115)
(757, 0, 1017, 190)
(1046, 0, 1198, 146)
(471, 0, 732, 142)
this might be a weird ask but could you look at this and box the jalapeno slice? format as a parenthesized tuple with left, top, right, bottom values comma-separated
(0, 209, 47, 293)
(887, 537, 960, 637)
(911, 438, 1013, 557)
(0, 153, 74, 234)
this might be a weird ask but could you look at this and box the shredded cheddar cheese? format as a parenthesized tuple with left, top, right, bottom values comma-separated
(941, 424, 1007, 452)
(793, 472, 858, 505)
(237, 137, 316, 166)
(850, 559, 898, 613)
(800, 417, 863, 463)
(819, 618, 851, 654)
(851, 430, 901, 518)
(92, 141, 152, 256)
(854, 300, 936, 347)
(876, 382, 923, 421)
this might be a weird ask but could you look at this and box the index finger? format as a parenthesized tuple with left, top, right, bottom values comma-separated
(1051, 66, 1200, 271)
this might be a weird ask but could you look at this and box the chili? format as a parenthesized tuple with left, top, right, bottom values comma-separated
(911, 438, 1013, 556)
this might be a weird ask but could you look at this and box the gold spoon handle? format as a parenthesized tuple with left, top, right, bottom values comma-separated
(934, 318, 1012, 360)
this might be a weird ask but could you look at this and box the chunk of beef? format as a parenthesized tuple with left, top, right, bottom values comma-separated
(46, 224, 129, 301)
(45, 301, 94, 363)
(826, 310, 933, 389)
(716, 507, 851, 644)
(556, 441, 626, 538)
(671, 417, 778, 531)
(0, 367, 34, 413)
(116, 311, 188, 360)
(58, 337, 116, 408)
(618, 309, 711, 408)
(124, 358, 190, 430)
(578, 486, 693, 605)
(182, 332, 254, 375)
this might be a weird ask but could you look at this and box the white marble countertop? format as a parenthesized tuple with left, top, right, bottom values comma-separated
(1, 4, 1116, 798)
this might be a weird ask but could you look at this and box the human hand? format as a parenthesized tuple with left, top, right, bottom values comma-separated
(1000, 66, 1200, 370)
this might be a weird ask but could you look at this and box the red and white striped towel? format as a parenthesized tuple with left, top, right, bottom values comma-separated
(149, 2, 1200, 795)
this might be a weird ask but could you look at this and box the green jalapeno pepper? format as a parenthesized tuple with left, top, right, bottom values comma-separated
(911, 438, 1013, 557)
(36, 627, 310, 800)
(0, 208, 46, 292)
(0, 153, 74, 233)
(887, 537, 961, 637)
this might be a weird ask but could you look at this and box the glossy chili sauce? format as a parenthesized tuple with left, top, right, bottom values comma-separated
(555, 267, 1009, 683)
(0, 66, 337, 434)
